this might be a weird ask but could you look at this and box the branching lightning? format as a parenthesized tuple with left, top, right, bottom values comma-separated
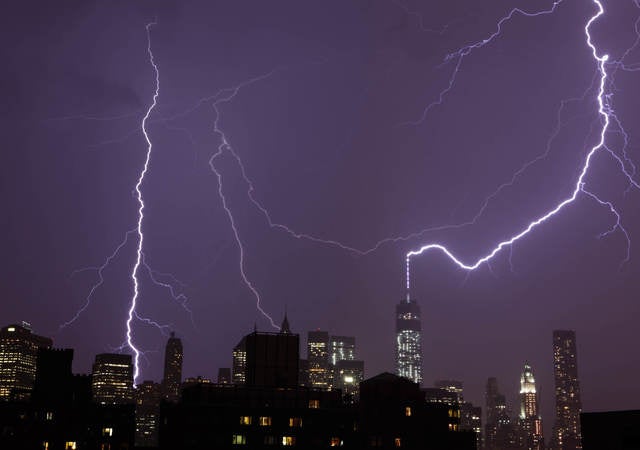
(405, 0, 638, 293)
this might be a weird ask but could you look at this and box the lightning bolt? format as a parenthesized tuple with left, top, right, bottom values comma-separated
(405, 0, 637, 292)
(126, 20, 160, 384)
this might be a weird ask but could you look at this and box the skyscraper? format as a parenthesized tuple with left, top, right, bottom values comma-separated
(0, 322, 52, 400)
(395, 296, 422, 384)
(91, 353, 134, 405)
(307, 330, 330, 389)
(485, 377, 519, 450)
(135, 380, 162, 447)
(551, 330, 582, 450)
(162, 332, 183, 402)
(334, 359, 364, 403)
(519, 363, 543, 450)
(232, 336, 247, 385)
(329, 336, 355, 366)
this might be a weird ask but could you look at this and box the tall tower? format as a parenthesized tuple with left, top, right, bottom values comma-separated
(307, 330, 330, 389)
(519, 363, 543, 450)
(162, 332, 183, 402)
(91, 353, 134, 404)
(0, 323, 52, 400)
(329, 336, 355, 366)
(551, 330, 582, 450)
(395, 296, 422, 384)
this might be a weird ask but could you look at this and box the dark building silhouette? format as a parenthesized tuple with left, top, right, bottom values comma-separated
(162, 332, 183, 402)
(359, 372, 475, 449)
(0, 323, 52, 401)
(0, 347, 135, 449)
(460, 401, 482, 450)
(298, 359, 309, 387)
(91, 353, 134, 405)
(218, 367, 231, 384)
(135, 380, 162, 448)
(307, 330, 330, 389)
(485, 377, 520, 450)
(580, 410, 640, 450)
(245, 315, 299, 388)
(335, 359, 364, 403)
(395, 296, 422, 384)
(550, 330, 582, 450)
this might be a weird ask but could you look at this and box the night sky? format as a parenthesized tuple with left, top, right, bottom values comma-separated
(2, 0, 640, 431)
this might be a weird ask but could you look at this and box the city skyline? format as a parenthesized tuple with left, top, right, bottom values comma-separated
(2, 0, 640, 439)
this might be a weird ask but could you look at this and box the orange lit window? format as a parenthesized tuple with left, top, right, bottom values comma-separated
(240, 416, 252, 425)
(395, 437, 402, 447)
(259, 416, 272, 426)
(405, 406, 412, 417)
(102, 427, 113, 437)
(282, 435, 296, 446)
(308, 399, 320, 409)
(42, 443, 49, 450)
(65, 443, 77, 450)
(330, 437, 341, 446)
(289, 417, 302, 427)
(232, 434, 247, 445)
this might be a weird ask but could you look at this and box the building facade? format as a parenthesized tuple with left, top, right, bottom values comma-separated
(329, 336, 355, 366)
(551, 330, 582, 450)
(135, 380, 162, 447)
(395, 297, 422, 384)
(334, 359, 364, 403)
(162, 332, 183, 402)
(519, 363, 543, 450)
(0, 323, 52, 401)
(232, 336, 247, 385)
(91, 353, 134, 405)
(307, 330, 330, 389)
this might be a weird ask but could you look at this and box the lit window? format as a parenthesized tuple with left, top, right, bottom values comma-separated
(330, 437, 342, 447)
(102, 427, 113, 437)
(308, 399, 320, 409)
(395, 437, 402, 447)
(232, 434, 247, 445)
(259, 416, 272, 426)
(42, 442, 49, 450)
(405, 406, 412, 417)
(65, 443, 77, 450)
(240, 416, 252, 425)
(7, 327, 15, 332)
(282, 436, 296, 446)
(289, 417, 302, 427)
(46, 411, 53, 421)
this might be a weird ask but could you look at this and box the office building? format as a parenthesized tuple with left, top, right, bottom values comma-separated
(217, 367, 231, 384)
(329, 336, 355, 366)
(550, 330, 582, 450)
(0, 322, 52, 401)
(245, 315, 299, 388)
(162, 332, 183, 402)
(335, 359, 364, 403)
(91, 353, 134, 405)
(395, 296, 422, 384)
(485, 377, 520, 450)
(307, 330, 330, 389)
(135, 380, 162, 447)
(232, 337, 247, 385)
(519, 363, 543, 450)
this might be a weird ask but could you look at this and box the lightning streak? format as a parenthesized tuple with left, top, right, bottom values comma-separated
(406, 0, 636, 290)
(127, 21, 160, 384)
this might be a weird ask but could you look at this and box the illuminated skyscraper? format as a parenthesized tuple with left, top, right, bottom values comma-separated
(519, 363, 543, 450)
(135, 380, 162, 447)
(551, 330, 582, 450)
(91, 353, 134, 405)
(329, 336, 355, 366)
(162, 332, 183, 402)
(307, 330, 330, 389)
(232, 336, 247, 385)
(0, 322, 52, 400)
(395, 296, 422, 384)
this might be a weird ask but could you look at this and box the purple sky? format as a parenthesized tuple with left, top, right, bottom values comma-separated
(2, 0, 640, 432)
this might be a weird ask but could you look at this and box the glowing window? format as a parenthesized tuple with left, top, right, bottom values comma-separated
(45, 411, 53, 421)
(282, 436, 296, 446)
(102, 427, 113, 437)
(308, 399, 320, 409)
(395, 437, 402, 447)
(65, 443, 77, 450)
(239, 416, 252, 425)
(405, 406, 412, 417)
(289, 417, 302, 427)
(259, 416, 272, 426)
(232, 434, 247, 445)
(7, 327, 15, 332)
(42, 443, 49, 450)
(330, 437, 342, 446)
